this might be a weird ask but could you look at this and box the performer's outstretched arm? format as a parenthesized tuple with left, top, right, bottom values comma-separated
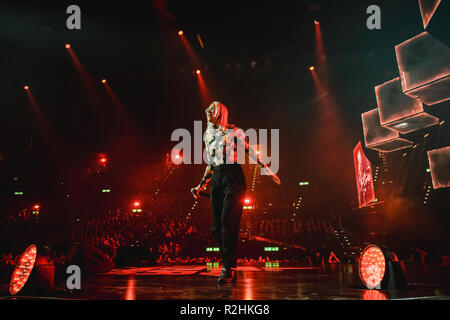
(236, 129, 281, 185)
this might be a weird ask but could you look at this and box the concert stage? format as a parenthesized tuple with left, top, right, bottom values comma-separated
(1, 262, 449, 300)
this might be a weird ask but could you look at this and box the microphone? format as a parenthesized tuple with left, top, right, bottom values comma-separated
(191, 188, 210, 198)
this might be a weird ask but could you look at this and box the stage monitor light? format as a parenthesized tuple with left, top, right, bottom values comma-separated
(375, 77, 439, 134)
(395, 31, 450, 106)
(9, 244, 55, 296)
(361, 109, 413, 153)
(427, 146, 450, 189)
(418, 0, 442, 29)
(359, 244, 406, 290)
(10, 245, 37, 295)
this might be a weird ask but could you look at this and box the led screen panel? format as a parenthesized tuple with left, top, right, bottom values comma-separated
(353, 141, 376, 208)
(427, 146, 450, 189)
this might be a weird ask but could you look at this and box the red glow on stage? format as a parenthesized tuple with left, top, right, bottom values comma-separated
(9, 244, 37, 295)
(359, 245, 386, 289)
(125, 278, 136, 300)
(33, 204, 40, 210)
(244, 198, 251, 204)
(362, 290, 387, 300)
(133, 201, 141, 207)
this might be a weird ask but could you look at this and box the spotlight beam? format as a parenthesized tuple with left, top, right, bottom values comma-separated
(65, 45, 102, 106)
(25, 88, 58, 150)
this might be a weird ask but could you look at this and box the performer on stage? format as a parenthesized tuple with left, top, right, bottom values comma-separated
(191, 101, 281, 283)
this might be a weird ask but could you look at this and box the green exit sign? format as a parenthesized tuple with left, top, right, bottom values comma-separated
(264, 247, 279, 252)
(299, 182, 309, 186)
(206, 247, 220, 252)
(102, 189, 111, 193)
(265, 262, 280, 268)
(426, 168, 431, 173)
(14, 192, 24, 195)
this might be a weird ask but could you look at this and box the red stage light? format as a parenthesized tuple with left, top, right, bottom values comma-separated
(101, 79, 107, 84)
(196, 69, 201, 75)
(178, 30, 184, 36)
(309, 66, 315, 71)
(359, 245, 386, 289)
(133, 201, 141, 207)
(100, 157, 107, 164)
(65, 44, 71, 49)
(244, 198, 251, 204)
(9, 244, 37, 295)
(33, 204, 40, 210)
(314, 20, 320, 24)
(24, 85, 29, 90)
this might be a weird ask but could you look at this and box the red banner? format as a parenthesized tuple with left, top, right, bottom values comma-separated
(353, 141, 376, 208)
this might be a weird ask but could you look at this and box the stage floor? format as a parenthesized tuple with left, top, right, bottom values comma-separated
(1, 263, 449, 300)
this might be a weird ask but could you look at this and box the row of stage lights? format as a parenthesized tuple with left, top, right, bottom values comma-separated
(22, 35, 318, 91)
(7, 242, 406, 295)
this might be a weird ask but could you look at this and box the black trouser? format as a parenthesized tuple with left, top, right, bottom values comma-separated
(210, 164, 246, 270)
